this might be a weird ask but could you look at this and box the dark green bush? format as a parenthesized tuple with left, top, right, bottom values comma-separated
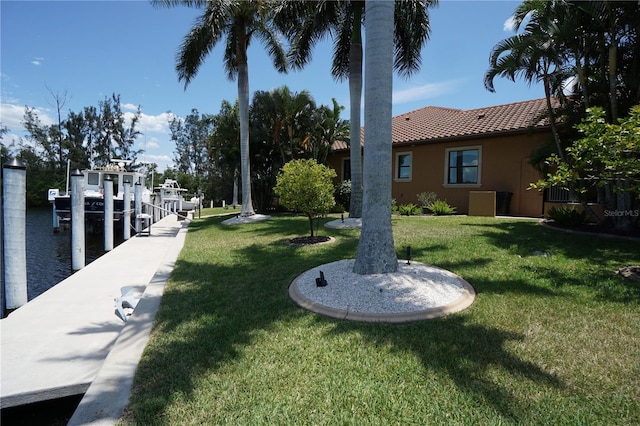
(547, 206, 587, 227)
(334, 180, 351, 211)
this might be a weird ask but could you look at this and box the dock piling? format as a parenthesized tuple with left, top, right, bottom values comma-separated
(123, 182, 131, 240)
(2, 158, 28, 312)
(71, 169, 85, 271)
(103, 175, 114, 252)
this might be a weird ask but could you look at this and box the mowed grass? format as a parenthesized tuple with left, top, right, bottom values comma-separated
(121, 214, 640, 425)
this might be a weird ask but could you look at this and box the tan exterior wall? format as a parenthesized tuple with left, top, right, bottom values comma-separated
(328, 131, 548, 217)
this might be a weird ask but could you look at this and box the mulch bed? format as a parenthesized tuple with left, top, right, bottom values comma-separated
(288, 236, 333, 246)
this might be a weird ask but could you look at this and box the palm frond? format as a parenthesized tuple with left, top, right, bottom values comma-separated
(393, 0, 435, 79)
(331, 7, 354, 81)
(176, 12, 220, 87)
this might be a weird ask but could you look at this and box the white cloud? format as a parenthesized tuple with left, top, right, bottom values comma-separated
(140, 153, 173, 171)
(144, 153, 172, 163)
(392, 80, 460, 105)
(1, 132, 22, 149)
(503, 16, 517, 32)
(0, 104, 26, 130)
(562, 75, 579, 95)
(31, 57, 44, 66)
(137, 111, 176, 133)
(142, 136, 160, 150)
(0, 103, 55, 131)
(122, 103, 139, 111)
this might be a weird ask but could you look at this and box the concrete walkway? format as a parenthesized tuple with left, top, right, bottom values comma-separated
(1, 214, 189, 423)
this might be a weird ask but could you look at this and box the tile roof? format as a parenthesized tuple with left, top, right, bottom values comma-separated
(332, 98, 553, 151)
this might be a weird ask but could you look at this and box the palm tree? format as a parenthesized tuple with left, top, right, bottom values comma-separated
(353, 0, 397, 275)
(210, 99, 240, 206)
(311, 98, 350, 164)
(279, 0, 437, 219)
(250, 86, 316, 164)
(152, 0, 287, 217)
(484, 2, 566, 162)
(275, 86, 316, 161)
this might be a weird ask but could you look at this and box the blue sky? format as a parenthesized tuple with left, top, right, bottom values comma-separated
(1, 0, 542, 171)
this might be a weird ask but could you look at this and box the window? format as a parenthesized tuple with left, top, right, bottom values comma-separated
(445, 147, 481, 185)
(87, 172, 100, 186)
(395, 152, 412, 181)
(342, 158, 351, 181)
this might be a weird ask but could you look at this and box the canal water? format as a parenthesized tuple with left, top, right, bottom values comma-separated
(23, 208, 125, 301)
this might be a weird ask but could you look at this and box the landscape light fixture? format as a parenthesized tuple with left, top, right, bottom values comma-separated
(406, 246, 412, 265)
(316, 270, 328, 287)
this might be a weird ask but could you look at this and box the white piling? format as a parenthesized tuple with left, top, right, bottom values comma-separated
(134, 182, 142, 233)
(71, 169, 85, 271)
(123, 182, 131, 240)
(2, 158, 28, 311)
(153, 195, 160, 222)
(103, 175, 114, 251)
(221, 200, 224, 208)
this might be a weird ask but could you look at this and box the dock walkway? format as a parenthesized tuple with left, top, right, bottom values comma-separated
(1, 214, 189, 421)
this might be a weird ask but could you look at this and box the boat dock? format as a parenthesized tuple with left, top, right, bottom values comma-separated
(1, 214, 189, 422)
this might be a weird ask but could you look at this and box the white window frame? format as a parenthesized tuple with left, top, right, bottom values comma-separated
(394, 151, 412, 182)
(443, 145, 482, 188)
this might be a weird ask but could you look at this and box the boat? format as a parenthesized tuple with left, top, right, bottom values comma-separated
(154, 179, 197, 211)
(48, 161, 151, 222)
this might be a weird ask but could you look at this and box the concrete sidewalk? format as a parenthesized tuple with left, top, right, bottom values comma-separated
(1, 214, 189, 422)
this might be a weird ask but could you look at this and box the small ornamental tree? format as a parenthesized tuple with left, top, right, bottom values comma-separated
(532, 106, 640, 231)
(275, 159, 336, 237)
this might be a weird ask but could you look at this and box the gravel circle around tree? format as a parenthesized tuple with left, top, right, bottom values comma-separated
(221, 214, 271, 225)
(289, 259, 476, 323)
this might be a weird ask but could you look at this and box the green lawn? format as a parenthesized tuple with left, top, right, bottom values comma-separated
(122, 214, 639, 425)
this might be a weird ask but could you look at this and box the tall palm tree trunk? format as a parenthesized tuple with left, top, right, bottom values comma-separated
(232, 168, 239, 207)
(348, 2, 364, 219)
(348, 42, 363, 218)
(353, 0, 397, 275)
(543, 76, 565, 163)
(238, 59, 255, 216)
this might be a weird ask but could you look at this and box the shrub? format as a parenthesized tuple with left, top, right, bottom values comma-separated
(547, 206, 587, 227)
(275, 159, 336, 237)
(334, 180, 351, 211)
(428, 200, 456, 215)
(391, 198, 398, 213)
(398, 203, 422, 216)
(417, 192, 438, 209)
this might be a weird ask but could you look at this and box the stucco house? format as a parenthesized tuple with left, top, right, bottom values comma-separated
(327, 98, 555, 217)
